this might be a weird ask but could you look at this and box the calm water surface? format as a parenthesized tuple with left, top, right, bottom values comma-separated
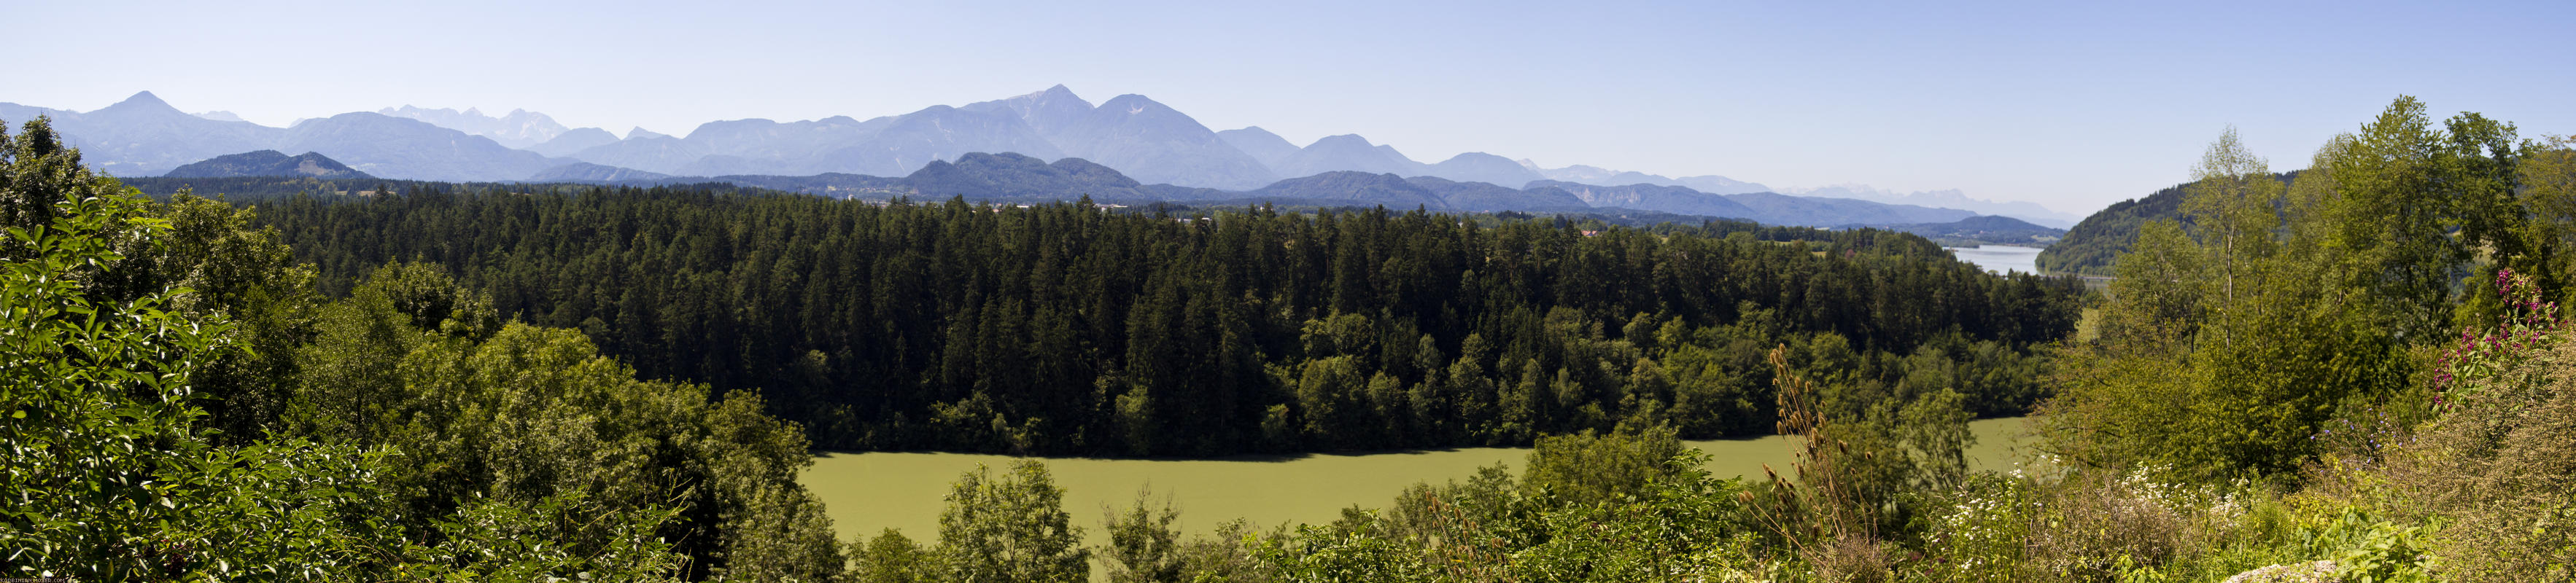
(1947, 245, 2046, 275)
(800, 417, 2033, 549)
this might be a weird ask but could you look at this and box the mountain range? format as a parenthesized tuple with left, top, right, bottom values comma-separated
(1517, 160, 1777, 196)
(498, 152, 1973, 228)
(1862, 215, 2064, 247)
(2, 87, 2077, 227)
(1783, 184, 2081, 228)
(0, 91, 561, 181)
(377, 106, 572, 149)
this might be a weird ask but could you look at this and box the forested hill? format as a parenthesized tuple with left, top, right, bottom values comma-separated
(2036, 171, 2295, 275)
(247, 185, 2081, 455)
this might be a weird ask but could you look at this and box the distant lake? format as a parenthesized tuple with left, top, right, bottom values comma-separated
(1947, 245, 2046, 275)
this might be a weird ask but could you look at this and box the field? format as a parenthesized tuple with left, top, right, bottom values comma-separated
(801, 417, 2034, 549)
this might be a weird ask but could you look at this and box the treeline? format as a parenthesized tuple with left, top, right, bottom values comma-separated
(242, 186, 2079, 455)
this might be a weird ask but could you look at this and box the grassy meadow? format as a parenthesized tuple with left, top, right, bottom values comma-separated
(802, 417, 2033, 552)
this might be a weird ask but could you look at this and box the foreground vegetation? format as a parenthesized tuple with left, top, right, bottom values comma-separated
(1, 118, 844, 579)
(7, 92, 2574, 582)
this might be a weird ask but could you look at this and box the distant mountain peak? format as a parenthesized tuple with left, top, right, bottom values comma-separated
(104, 90, 179, 114)
(1273, 133, 1427, 179)
(1308, 133, 1374, 148)
(527, 127, 620, 157)
(1012, 85, 1090, 109)
(1101, 94, 1165, 114)
(966, 86, 1096, 138)
(626, 127, 671, 140)
(1217, 127, 1300, 171)
(1424, 152, 1545, 188)
(379, 104, 573, 149)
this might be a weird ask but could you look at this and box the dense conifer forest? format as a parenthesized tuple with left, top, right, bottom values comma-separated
(233, 184, 2077, 455)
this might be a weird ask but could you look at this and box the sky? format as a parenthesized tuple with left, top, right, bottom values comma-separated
(4, 0, 2572, 215)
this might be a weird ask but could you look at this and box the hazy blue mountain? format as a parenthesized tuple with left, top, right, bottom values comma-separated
(280, 112, 565, 181)
(6, 88, 2018, 226)
(1036, 94, 1274, 189)
(1521, 161, 1626, 184)
(570, 134, 707, 175)
(905, 152, 1157, 201)
(1861, 214, 2065, 246)
(570, 104, 1055, 177)
(678, 115, 888, 173)
(529, 162, 670, 182)
(1424, 152, 1544, 188)
(1275, 134, 1427, 178)
(1405, 176, 1586, 212)
(1672, 175, 1772, 195)
(379, 106, 571, 149)
(192, 111, 247, 122)
(1517, 159, 1773, 195)
(1723, 192, 1974, 227)
(670, 154, 783, 177)
(526, 127, 620, 157)
(630, 152, 1164, 202)
(1252, 171, 1446, 208)
(163, 150, 371, 179)
(961, 85, 1095, 138)
(805, 105, 1064, 176)
(3, 92, 567, 180)
(481, 156, 2023, 231)
(1216, 126, 1301, 171)
(1524, 179, 1759, 219)
(13, 91, 282, 176)
(563, 100, 1060, 178)
(1785, 184, 2079, 228)
(1604, 171, 1674, 186)
(0, 102, 79, 127)
(966, 87, 1273, 189)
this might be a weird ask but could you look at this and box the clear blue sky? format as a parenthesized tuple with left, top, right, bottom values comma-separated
(7, 0, 2570, 214)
